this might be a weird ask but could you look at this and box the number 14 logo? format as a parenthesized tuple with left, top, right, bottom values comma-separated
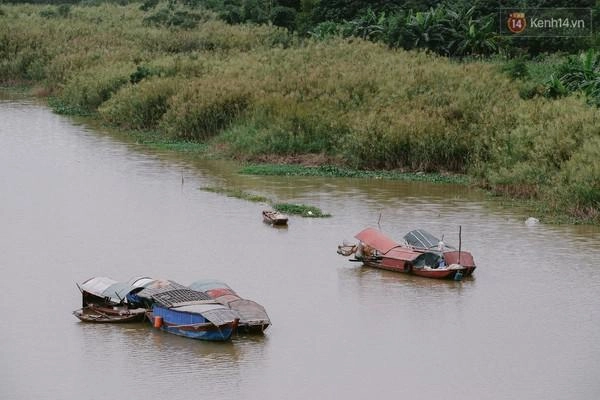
(507, 12, 527, 33)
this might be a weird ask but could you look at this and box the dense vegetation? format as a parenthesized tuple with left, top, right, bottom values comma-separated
(1, 1, 599, 223)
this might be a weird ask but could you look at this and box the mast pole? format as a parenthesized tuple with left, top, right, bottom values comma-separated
(458, 225, 462, 265)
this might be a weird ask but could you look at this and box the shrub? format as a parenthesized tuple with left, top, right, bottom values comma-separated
(57, 62, 134, 114)
(219, 5, 243, 24)
(554, 49, 600, 105)
(271, 6, 297, 30)
(518, 82, 544, 100)
(543, 75, 567, 99)
(99, 77, 181, 129)
(160, 79, 251, 140)
(143, 3, 204, 29)
(0, 20, 50, 82)
(553, 135, 600, 221)
(308, 21, 341, 40)
(502, 57, 529, 80)
(140, 0, 159, 11)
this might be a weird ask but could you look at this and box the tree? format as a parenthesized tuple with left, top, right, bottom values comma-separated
(445, 6, 497, 57)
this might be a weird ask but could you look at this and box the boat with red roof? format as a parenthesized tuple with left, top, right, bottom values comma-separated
(337, 227, 476, 280)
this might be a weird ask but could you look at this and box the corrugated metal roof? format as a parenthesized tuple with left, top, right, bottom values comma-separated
(404, 229, 455, 250)
(200, 308, 239, 326)
(137, 281, 214, 308)
(79, 277, 135, 302)
(128, 276, 157, 288)
(152, 289, 212, 307)
(136, 280, 187, 297)
(229, 299, 270, 325)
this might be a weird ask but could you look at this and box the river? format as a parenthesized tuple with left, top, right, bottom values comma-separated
(1, 95, 599, 400)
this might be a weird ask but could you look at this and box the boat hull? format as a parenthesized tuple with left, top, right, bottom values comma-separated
(73, 306, 146, 323)
(160, 319, 236, 341)
(262, 210, 288, 226)
(411, 268, 463, 280)
(443, 251, 476, 276)
(362, 258, 465, 280)
(149, 306, 236, 342)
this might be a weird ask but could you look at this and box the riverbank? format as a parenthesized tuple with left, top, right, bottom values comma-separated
(1, 3, 598, 224)
(0, 84, 588, 225)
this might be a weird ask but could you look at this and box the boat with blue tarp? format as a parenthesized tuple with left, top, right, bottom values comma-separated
(134, 280, 239, 342)
(189, 279, 271, 333)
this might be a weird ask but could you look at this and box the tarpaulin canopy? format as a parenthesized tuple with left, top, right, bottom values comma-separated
(79, 276, 135, 303)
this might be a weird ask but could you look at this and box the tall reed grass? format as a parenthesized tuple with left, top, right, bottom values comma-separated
(2, 3, 599, 223)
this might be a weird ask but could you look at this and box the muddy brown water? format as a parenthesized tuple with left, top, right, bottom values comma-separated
(1, 97, 599, 400)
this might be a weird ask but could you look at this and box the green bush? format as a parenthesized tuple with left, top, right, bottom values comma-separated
(99, 77, 181, 129)
(160, 79, 251, 140)
(502, 57, 529, 80)
(57, 62, 134, 114)
(554, 136, 600, 221)
(271, 6, 297, 30)
(0, 20, 50, 82)
(543, 75, 567, 99)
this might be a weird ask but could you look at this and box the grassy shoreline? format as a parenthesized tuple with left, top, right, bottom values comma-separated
(2, 83, 594, 225)
(2, 3, 598, 224)
(239, 164, 470, 185)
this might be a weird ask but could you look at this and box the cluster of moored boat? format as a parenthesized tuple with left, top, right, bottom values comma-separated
(337, 228, 476, 281)
(74, 227, 475, 342)
(73, 277, 271, 342)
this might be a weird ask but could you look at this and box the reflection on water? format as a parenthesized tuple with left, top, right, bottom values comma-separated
(72, 321, 269, 398)
(1, 97, 599, 400)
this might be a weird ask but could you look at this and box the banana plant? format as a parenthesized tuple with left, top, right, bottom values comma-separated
(558, 49, 600, 105)
(343, 8, 386, 41)
(445, 6, 498, 57)
(403, 7, 449, 54)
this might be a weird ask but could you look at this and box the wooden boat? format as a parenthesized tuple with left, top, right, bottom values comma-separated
(403, 229, 476, 276)
(135, 281, 239, 342)
(262, 210, 288, 226)
(73, 276, 146, 323)
(73, 305, 146, 323)
(337, 227, 476, 280)
(189, 279, 271, 333)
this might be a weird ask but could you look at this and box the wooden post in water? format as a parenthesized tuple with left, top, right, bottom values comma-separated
(458, 225, 462, 265)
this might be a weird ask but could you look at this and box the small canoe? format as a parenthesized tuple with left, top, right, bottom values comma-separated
(73, 305, 146, 323)
(262, 210, 288, 226)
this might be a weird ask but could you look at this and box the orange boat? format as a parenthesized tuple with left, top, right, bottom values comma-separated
(337, 227, 476, 280)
